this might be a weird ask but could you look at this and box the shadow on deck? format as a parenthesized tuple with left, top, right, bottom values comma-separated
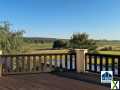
(0, 72, 111, 90)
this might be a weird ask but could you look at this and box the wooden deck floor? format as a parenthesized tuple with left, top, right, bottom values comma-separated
(0, 73, 109, 90)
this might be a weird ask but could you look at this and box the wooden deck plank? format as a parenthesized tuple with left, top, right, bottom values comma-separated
(0, 73, 109, 90)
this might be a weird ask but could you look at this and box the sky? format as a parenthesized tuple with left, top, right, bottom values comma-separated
(0, 0, 120, 40)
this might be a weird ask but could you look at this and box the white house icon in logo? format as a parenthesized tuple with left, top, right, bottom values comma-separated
(101, 71, 113, 83)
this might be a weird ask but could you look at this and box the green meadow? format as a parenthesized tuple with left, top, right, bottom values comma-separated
(98, 51, 120, 55)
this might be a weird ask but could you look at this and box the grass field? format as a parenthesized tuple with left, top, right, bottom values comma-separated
(96, 40, 120, 51)
(22, 42, 70, 54)
(22, 43, 53, 53)
(98, 51, 120, 55)
(22, 43, 120, 55)
(21, 40, 120, 55)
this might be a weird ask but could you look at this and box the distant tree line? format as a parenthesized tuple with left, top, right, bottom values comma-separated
(24, 37, 56, 44)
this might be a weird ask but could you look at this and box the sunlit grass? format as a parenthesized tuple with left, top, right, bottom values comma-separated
(98, 51, 120, 55)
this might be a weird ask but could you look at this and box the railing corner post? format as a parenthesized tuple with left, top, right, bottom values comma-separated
(75, 49, 88, 73)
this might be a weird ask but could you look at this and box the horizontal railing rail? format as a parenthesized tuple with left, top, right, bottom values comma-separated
(85, 53, 120, 77)
(0, 52, 76, 75)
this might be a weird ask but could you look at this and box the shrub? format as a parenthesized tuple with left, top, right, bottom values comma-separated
(69, 32, 97, 51)
(53, 39, 67, 49)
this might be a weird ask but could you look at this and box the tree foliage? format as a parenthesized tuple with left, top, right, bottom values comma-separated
(0, 21, 24, 54)
(69, 33, 96, 51)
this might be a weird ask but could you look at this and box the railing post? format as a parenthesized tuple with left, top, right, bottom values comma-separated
(0, 50, 2, 77)
(75, 49, 88, 73)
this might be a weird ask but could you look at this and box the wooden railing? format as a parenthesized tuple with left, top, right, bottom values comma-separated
(1, 49, 119, 78)
(0, 52, 76, 75)
(85, 53, 120, 77)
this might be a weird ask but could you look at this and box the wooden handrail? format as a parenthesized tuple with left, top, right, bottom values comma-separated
(0, 52, 76, 57)
(86, 53, 120, 57)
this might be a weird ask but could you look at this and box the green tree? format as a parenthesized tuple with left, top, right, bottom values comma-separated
(53, 39, 67, 49)
(69, 33, 96, 51)
(0, 21, 24, 54)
